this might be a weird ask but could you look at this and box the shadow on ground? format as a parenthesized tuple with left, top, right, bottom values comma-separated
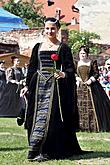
(68, 151, 110, 160)
(0, 147, 27, 151)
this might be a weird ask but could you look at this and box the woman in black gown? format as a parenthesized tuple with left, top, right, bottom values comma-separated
(3, 56, 25, 117)
(0, 60, 6, 100)
(21, 17, 91, 161)
(76, 45, 110, 132)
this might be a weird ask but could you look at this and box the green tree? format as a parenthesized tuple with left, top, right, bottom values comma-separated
(4, 0, 45, 28)
(68, 30, 104, 56)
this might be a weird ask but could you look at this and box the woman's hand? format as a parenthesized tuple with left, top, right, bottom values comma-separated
(54, 71, 65, 79)
(84, 79, 92, 85)
(20, 86, 28, 97)
(8, 80, 19, 84)
(76, 76, 82, 82)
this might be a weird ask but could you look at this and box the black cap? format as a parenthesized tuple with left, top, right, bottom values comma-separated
(11, 56, 18, 60)
(44, 17, 61, 29)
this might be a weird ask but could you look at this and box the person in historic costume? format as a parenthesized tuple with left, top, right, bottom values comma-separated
(0, 60, 6, 100)
(76, 45, 110, 132)
(1, 56, 25, 117)
(21, 17, 92, 162)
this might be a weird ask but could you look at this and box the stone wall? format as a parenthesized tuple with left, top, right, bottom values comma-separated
(0, 28, 44, 57)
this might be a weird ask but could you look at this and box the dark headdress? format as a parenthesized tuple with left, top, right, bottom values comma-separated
(79, 45, 89, 55)
(44, 17, 61, 29)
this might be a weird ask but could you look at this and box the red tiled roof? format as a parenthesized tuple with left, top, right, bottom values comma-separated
(37, 0, 79, 30)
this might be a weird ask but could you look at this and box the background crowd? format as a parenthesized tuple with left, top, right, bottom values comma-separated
(0, 57, 28, 117)
(0, 51, 110, 117)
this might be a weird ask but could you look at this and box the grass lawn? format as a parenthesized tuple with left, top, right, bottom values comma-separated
(0, 118, 110, 165)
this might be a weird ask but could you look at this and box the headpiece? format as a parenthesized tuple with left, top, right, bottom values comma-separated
(44, 17, 61, 29)
(79, 45, 89, 55)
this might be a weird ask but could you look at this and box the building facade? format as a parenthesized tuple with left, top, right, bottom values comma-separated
(76, 0, 110, 44)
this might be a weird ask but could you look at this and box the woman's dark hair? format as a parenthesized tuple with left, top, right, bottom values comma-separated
(79, 45, 89, 55)
(44, 17, 61, 29)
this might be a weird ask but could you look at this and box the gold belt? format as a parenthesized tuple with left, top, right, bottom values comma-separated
(37, 70, 53, 82)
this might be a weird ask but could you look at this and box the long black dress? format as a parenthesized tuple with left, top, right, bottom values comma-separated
(76, 60, 110, 132)
(0, 68, 6, 100)
(0, 67, 24, 117)
(25, 43, 82, 159)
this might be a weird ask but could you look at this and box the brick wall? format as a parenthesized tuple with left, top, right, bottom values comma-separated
(0, 28, 44, 57)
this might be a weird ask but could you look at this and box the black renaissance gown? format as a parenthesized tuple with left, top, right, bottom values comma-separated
(76, 60, 110, 132)
(0, 68, 6, 100)
(25, 43, 83, 159)
(0, 67, 24, 117)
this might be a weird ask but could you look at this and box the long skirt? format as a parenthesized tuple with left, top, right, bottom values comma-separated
(0, 82, 23, 117)
(26, 73, 82, 159)
(77, 82, 110, 132)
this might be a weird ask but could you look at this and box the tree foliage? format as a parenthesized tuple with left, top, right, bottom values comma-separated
(4, 0, 45, 28)
(68, 30, 104, 56)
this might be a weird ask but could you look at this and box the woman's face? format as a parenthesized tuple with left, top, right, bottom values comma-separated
(44, 22, 58, 39)
(79, 49, 88, 60)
